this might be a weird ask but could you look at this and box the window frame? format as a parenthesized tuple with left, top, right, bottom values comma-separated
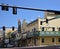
(41, 38, 44, 43)
(58, 38, 60, 42)
(52, 38, 55, 42)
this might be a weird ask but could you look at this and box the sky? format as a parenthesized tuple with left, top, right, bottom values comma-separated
(0, 0, 60, 27)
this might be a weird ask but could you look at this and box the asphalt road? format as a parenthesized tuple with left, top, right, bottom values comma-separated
(0, 47, 60, 49)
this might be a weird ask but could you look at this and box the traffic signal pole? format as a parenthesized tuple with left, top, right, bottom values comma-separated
(2, 26, 5, 47)
(0, 4, 60, 13)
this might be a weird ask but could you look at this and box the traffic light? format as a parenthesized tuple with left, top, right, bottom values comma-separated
(13, 7, 17, 14)
(1, 4, 9, 11)
(12, 26, 14, 31)
(3, 26, 5, 30)
(46, 19, 48, 23)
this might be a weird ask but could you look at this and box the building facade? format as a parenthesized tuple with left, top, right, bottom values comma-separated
(21, 12, 60, 47)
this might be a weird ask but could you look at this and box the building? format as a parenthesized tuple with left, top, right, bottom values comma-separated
(21, 12, 60, 47)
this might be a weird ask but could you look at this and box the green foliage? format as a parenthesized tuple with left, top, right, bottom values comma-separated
(7, 32, 11, 38)
(10, 32, 16, 39)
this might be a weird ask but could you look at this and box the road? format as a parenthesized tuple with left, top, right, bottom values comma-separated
(0, 47, 60, 49)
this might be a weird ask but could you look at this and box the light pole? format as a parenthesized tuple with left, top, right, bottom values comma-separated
(12, 26, 15, 46)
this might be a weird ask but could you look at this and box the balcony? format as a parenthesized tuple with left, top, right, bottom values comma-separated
(39, 31, 60, 36)
(26, 31, 60, 38)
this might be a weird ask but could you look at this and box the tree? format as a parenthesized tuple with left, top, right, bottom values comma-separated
(10, 32, 16, 39)
(7, 32, 11, 44)
(10, 32, 16, 46)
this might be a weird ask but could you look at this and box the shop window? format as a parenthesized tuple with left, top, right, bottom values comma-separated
(41, 38, 44, 43)
(52, 38, 55, 42)
(58, 38, 60, 42)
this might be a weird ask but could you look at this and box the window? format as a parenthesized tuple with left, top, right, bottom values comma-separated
(58, 27, 60, 31)
(41, 38, 44, 43)
(42, 27, 44, 31)
(58, 38, 60, 42)
(40, 21, 42, 25)
(46, 19, 48, 23)
(52, 27, 55, 31)
(34, 28, 36, 32)
(52, 38, 55, 42)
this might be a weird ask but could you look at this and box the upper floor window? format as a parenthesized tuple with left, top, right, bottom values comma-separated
(58, 27, 60, 31)
(52, 27, 55, 31)
(42, 27, 44, 31)
(46, 19, 48, 23)
(40, 21, 42, 25)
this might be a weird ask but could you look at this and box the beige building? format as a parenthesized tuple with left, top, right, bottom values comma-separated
(21, 12, 60, 47)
